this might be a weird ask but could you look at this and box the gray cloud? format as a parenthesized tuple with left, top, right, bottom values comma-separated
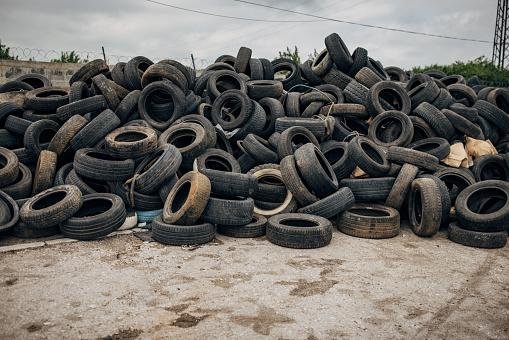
(0, 0, 496, 69)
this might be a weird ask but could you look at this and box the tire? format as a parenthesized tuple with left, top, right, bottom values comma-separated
(247, 164, 296, 217)
(173, 114, 217, 148)
(20, 184, 82, 229)
(203, 196, 254, 226)
(320, 103, 368, 119)
(0, 129, 22, 149)
(92, 74, 120, 110)
(441, 109, 483, 139)
(277, 126, 319, 159)
(217, 214, 267, 238)
(385, 163, 419, 210)
(47, 115, 88, 156)
(408, 81, 440, 110)
(151, 215, 215, 245)
(408, 178, 442, 237)
(4, 115, 31, 136)
(158, 174, 178, 201)
(60, 193, 126, 240)
(1, 163, 32, 200)
(298, 187, 355, 218)
(267, 213, 333, 249)
(73, 148, 135, 182)
(324, 33, 353, 71)
(348, 47, 369, 77)
(387, 146, 440, 171)
(23, 119, 60, 157)
(385, 66, 408, 82)
(69, 59, 109, 85)
(320, 140, 356, 179)
(354, 67, 383, 89)
(285, 92, 301, 117)
(234, 46, 252, 73)
(25, 86, 69, 112)
(455, 180, 509, 232)
(311, 49, 333, 77)
(336, 204, 400, 239)
(407, 137, 450, 160)
(211, 90, 252, 130)
(105, 126, 158, 159)
(115, 90, 141, 122)
(32, 150, 57, 196)
(16, 73, 51, 88)
(300, 60, 323, 86)
(162, 171, 210, 225)
(347, 136, 390, 177)
(258, 97, 285, 138)
(410, 116, 436, 142)
(343, 80, 369, 105)
(280, 155, 318, 206)
(159, 59, 195, 91)
(449, 103, 479, 122)
(340, 177, 395, 202)
(0, 80, 34, 93)
(434, 167, 476, 204)
(124, 56, 153, 90)
(246, 80, 283, 100)
(367, 81, 411, 116)
(141, 63, 188, 92)
(413, 102, 455, 140)
(56, 95, 108, 122)
(200, 169, 257, 198)
(472, 154, 509, 182)
(295, 143, 338, 198)
(418, 174, 451, 228)
(0, 147, 19, 188)
(448, 223, 507, 249)
(275, 116, 334, 140)
(271, 58, 302, 90)
(368, 110, 414, 147)
(70, 109, 121, 151)
(13, 148, 36, 165)
(54, 163, 73, 187)
(0, 103, 24, 125)
(207, 70, 247, 101)
(134, 144, 182, 194)
(432, 88, 455, 110)
(111, 62, 128, 88)
(243, 134, 278, 164)
(322, 67, 353, 90)
(11, 221, 60, 238)
(158, 122, 207, 169)
(0, 190, 19, 233)
(139, 80, 186, 130)
(447, 84, 477, 107)
(473, 100, 509, 134)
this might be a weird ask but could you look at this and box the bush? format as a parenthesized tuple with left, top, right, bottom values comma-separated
(412, 57, 509, 87)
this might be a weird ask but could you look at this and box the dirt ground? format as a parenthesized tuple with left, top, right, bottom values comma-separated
(0, 227, 508, 339)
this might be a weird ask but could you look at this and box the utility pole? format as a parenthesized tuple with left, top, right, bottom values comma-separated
(102, 46, 107, 64)
(191, 53, 196, 71)
(492, 0, 509, 69)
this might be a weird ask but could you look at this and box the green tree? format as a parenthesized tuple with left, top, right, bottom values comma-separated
(277, 46, 301, 64)
(51, 51, 80, 63)
(0, 42, 14, 60)
(412, 56, 509, 86)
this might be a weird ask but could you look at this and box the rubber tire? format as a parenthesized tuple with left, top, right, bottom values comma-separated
(448, 223, 507, 249)
(151, 215, 215, 245)
(336, 204, 400, 239)
(267, 213, 333, 249)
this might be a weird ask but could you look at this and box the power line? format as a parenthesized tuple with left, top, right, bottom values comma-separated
(143, 0, 325, 22)
(233, 0, 492, 44)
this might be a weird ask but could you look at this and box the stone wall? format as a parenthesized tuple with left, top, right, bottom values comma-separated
(0, 60, 84, 88)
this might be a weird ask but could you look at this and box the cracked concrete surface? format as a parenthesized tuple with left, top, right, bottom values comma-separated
(0, 228, 508, 339)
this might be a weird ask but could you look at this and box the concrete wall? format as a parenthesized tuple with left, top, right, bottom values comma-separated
(0, 60, 84, 88)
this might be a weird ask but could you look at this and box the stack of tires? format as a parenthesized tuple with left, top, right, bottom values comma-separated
(0, 32, 507, 249)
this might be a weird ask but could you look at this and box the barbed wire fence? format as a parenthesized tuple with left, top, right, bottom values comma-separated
(3, 45, 213, 69)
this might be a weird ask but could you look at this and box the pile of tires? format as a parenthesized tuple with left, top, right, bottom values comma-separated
(0, 32, 507, 249)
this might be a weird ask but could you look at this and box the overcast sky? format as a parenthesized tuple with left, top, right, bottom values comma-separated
(0, 0, 497, 69)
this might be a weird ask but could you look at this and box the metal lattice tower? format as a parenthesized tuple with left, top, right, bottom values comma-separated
(493, 0, 509, 69)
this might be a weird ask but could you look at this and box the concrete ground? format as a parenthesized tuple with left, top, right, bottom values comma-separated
(0, 227, 508, 339)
